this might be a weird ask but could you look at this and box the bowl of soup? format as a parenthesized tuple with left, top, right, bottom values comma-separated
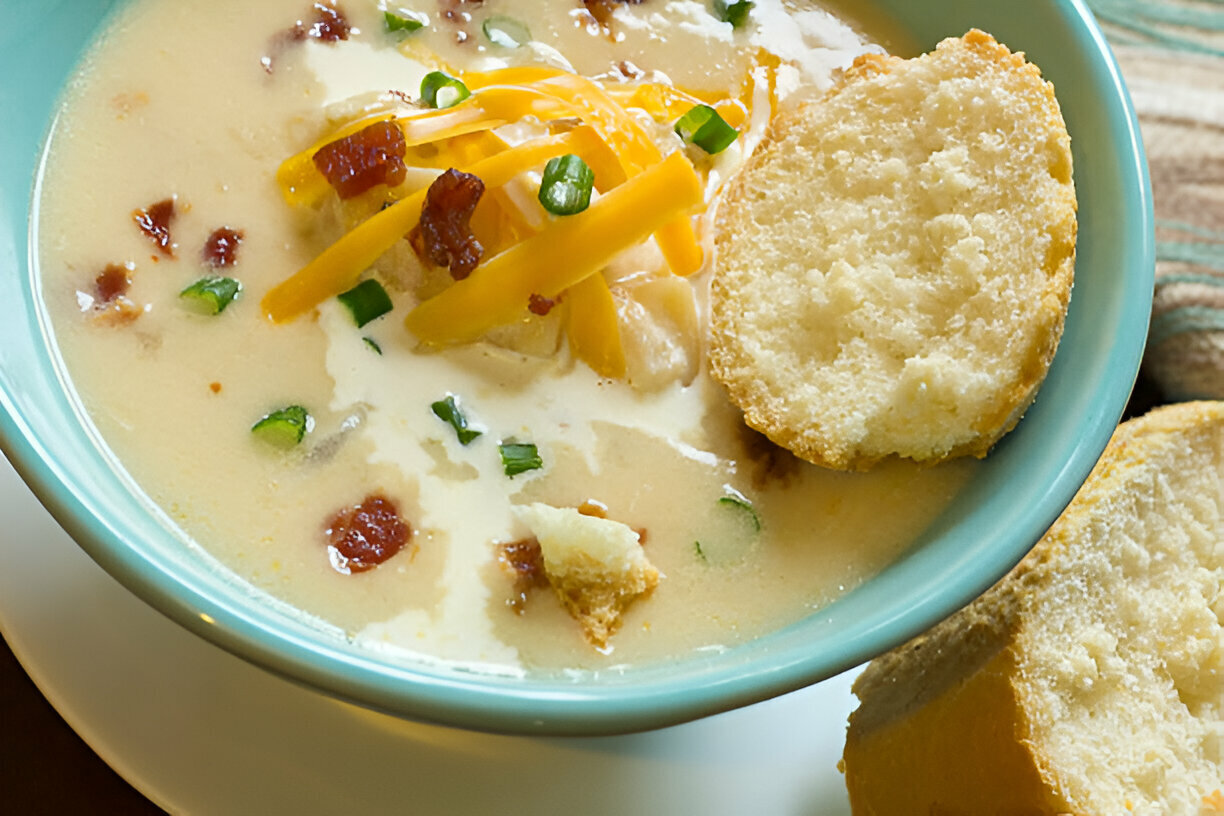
(0, 0, 1150, 735)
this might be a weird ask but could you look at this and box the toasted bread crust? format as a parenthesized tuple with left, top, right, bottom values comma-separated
(843, 402, 1224, 813)
(710, 30, 1076, 470)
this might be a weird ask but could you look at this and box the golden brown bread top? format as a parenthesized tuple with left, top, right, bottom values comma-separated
(844, 401, 1224, 813)
(709, 29, 1076, 470)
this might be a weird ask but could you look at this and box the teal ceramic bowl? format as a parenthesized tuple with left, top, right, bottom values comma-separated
(0, 1, 1151, 735)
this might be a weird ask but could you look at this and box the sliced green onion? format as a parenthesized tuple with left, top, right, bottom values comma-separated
(538, 154, 595, 216)
(251, 405, 312, 448)
(337, 278, 393, 327)
(420, 71, 471, 109)
(362, 336, 383, 355)
(675, 105, 739, 155)
(499, 441, 543, 477)
(482, 15, 531, 47)
(384, 8, 427, 32)
(694, 491, 759, 565)
(179, 276, 241, 315)
(431, 395, 482, 445)
(712, 0, 754, 27)
(718, 494, 761, 532)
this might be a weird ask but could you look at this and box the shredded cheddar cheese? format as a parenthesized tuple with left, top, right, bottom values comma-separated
(267, 58, 773, 377)
(564, 273, 626, 380)
(404, 150, 703, 345)
(262, 130, 594, 323)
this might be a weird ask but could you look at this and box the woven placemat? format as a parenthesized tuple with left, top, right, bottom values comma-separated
(1086, 0, 1224, 401)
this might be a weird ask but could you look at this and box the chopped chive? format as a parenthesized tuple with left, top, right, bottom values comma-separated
(179, 276, 242, 315)
(675, 104, 739, 155)
(694, 541, 707, 561)
(538, 154, 595, 216)
(499, 442, 542, 477)
(251, 405, 312, 448)
(337, 278, 393, 327)
(384, 8, 427, 32)
(482, 15, 531, 47)
(718, 494, 761, 532)
(712, 0, 754, 27)
(362, 336, 383, 354)
(420, 71, 471, 109)
(431, 395, 482, 445)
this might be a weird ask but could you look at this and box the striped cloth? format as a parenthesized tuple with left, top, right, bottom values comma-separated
(1086, 0, 1224, 400)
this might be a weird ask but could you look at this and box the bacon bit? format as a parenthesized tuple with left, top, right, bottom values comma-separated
(582, 0, 645, 35)
(325, 493, 412, 574)
(202, 227, 244, 268)
(313, 121, 408, 200)
(209, 382, 223, 394)
(262, 2, 351, 73)
(497, 537, 548, 613)
(82, 263, 142, 326)
(414, 168, 485, 280)
(296, 2, 351, 42)
(133, 198, 176, 257)
(527, 293, 558, 316)
(438, 0, 483, 44)
(577, 499, 609, 519)
(94, 263, 132, 304)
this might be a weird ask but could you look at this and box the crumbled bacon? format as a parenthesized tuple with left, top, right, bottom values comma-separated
(438, 0, 483, 44)
(94, 263, 132, 303)
(82, 263, 142, 325)
(527, 294, 558, 316)
(325, 493, 412, 574)
(313, 121, 408, 200)
(497, 537, 548, 613)
(582, 0, 646, 35)
(414, 168, 485, 280)
(262, 2, 350, 73)
(133, 198, 176, 257)
(202, 227, 244, 268)
(296, 2, 351, 42)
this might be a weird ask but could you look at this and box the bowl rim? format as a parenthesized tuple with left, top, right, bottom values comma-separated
(0, 0, 1154, 735)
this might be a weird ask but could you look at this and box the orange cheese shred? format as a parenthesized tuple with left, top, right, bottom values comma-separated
(531, 73, 705, 275)
(261, 130, 592, 323)
(565, 273, 625, 379)
(276, 86, 579, 208)
(404, 150, 703, 345)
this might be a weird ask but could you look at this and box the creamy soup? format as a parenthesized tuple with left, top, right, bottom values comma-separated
(37, 0, 971, 675)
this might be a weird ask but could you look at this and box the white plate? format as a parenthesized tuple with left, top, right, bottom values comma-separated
(0, 450, 860, 815)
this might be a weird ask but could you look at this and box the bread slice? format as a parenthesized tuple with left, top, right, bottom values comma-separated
(841, 402, 1224, 814)
(513, 503, 659, 649)
(709, 30, 1076, 470)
